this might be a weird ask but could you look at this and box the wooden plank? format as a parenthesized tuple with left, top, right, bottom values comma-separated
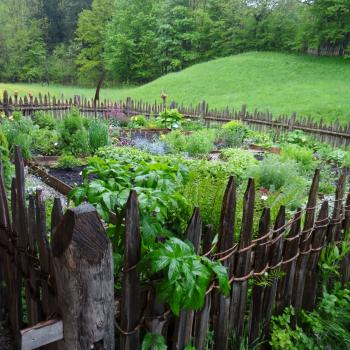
(193, 225, 213, 350)
(213, 176, 236, 350)
(292, 169, 320, 310)
(120, 190, 142, 350)
(276, 209, 301, 314)
(341, 189, 350, 285)
(262, 206, 286, 336)
(248, 208, 271, 346)
(327, 170, 346, 243)
(173, 208, 202, 350)
(303, 201, 329, 310)
(20, 319, 63, 350)
(230, 178, 255, 340)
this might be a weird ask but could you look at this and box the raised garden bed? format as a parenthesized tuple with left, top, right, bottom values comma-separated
(249, 144, 281, 154)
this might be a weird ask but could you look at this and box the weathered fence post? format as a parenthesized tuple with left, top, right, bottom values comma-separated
(52, 204, 114, 350)
(173, 207, 202, 350)
(213, 176, 236, 350)
(119, 190, 142, 350)
(3, 90, 9, 116)
(229, 178, 255, 342)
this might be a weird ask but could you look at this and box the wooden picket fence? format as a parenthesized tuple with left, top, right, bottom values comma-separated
(1, 90, 350, 147)
(0, 148, 350, 349)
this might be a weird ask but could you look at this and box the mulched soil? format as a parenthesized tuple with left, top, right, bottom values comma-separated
(48, 166, 85, 187)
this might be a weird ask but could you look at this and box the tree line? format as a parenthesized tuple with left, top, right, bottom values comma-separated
(0, 0, 349, 86)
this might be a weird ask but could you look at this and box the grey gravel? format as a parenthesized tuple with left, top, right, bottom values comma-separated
(25, 168, 67, 206)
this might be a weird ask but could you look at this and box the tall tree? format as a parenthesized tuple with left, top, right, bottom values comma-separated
(75, 0, 114, 84)
(104, 0, 159, 83)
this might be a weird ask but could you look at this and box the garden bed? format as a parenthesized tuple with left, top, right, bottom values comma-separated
(116, 127, 171, 140)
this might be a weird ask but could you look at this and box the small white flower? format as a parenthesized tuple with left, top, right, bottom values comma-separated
(261, 195, 268, 201)
(54, 142, 58, 146)
(79, 171, 82, 176)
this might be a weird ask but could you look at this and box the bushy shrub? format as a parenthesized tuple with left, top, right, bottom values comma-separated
(1, 114, 35, 160)
(30, 128, 59, 156)
(281, 130, 311, 146)
(55, 153, 83, 169)
(248, 155, 299, 191)
(164, 129, 215, 157)
(0, 130, 13, 187)
(271, 285, 350, 350)
(88, 119, 109, 153)
(281, 144, 316, 172)
(219, 121, 250, 147)
(159, 109, 184, 128)
(59, 109, 90, 156)
(33, 111, 56, 130)
(127, 115, 147, 128)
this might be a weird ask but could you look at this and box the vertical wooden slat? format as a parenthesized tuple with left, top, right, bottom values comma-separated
(276, 209, 301, 314)
(303, 202, 329, 310)
(213, 176, 236, 350)
(229, 178, 255, 340)
(120, 190, 142, 350)
(327, 170, 346, 244)
(248, 208, 270, 346)
(193, 225, 213, 350)
(341, 188, 350, 284)
(262, 206, 286, 336)
(292, 169, 320, 309)
(27, 195, 40, 326)
(173, 208, 202, 350)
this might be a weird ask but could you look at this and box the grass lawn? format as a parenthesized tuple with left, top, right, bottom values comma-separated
(1, 52, 350, 124)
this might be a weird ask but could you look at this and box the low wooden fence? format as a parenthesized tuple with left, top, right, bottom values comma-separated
(1, 149, 350, 349)
(1, 90, 350, 147)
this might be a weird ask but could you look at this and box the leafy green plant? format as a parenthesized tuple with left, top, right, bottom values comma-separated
(220, 148, 258, 177)
(127, 115, 147, 128)
(30, 128, 59, 155)
(271, 285, 350, 350)
(0, 130, 13, 187)
(142, 333, 167, 350)
(88, 119, 109, 153)
(69, 156, 191, 244)
(270, 307, 316, 350)
(33, 111, 56, 130)
(219, 121, 250, 148)
(248, 155, 299, 192)
(59, 108, 90, 156)
(319, 238, 350, 288)
(0, 114, 36, 160)
(55, 153, 83, 169)
(164, 129, 215, 157)
(159, 109, 184, 129)
(140, 237, 230, 315)
(281, 130, 311, 147)
(281, 144, 316, 172)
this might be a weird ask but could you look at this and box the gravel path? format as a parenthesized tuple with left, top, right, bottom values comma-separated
(25, 168, 68, 206)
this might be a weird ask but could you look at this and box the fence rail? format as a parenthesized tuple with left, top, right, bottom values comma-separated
(0, 146, 350, 349)
(1, 90, 350, 147)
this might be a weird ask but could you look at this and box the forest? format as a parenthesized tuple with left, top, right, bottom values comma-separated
(0, 0, 349, 86)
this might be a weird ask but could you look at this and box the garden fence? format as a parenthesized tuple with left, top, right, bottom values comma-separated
(0, 148, 350, 349)
(1, 90, 350, 147)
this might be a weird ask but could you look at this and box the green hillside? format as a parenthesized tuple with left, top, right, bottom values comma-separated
(1, 52, 350, 124)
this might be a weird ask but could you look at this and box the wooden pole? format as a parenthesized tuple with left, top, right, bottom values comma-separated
(52, 204, 114, 350)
